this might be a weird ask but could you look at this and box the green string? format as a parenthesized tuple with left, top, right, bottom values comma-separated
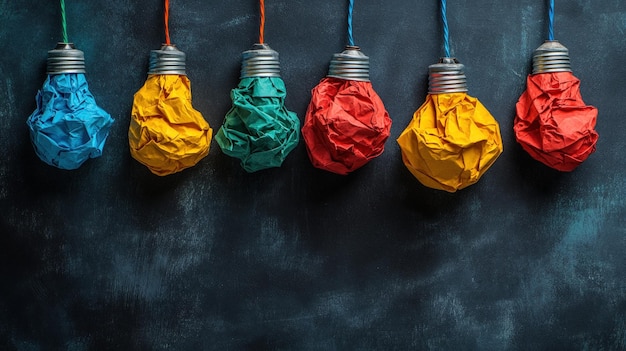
(61, 0, 68, 43)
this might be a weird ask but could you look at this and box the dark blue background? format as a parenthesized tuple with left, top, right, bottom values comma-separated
(1, 0, 625, 350)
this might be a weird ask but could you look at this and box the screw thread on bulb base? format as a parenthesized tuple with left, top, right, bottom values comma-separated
(428, 57, 468, 94)
(532, 40, 572, 74)
(327, 46, 370, 82)
(148, 44, 186, 75)
(47, 43, 86, 75)
(240, 43, 281, 78)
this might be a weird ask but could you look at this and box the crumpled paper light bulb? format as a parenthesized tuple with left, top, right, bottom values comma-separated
(215, 43, 300, 173)
(27, 43, 114, 170)
(397, 58, 503, 192)
(129, 45, 213, 176)
(302, 46, 391, 175)
(514, 40, 598, 171)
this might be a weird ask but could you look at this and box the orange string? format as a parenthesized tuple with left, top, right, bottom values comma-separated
(164, 0, 171, 45)
(259, 0, 265, 43)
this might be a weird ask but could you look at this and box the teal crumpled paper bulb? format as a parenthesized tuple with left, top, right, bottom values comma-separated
(27, 73, 114, 170)
(215, 77, 300, 173)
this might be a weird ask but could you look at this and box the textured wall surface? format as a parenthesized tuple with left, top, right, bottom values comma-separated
(1, 0, 626, 350)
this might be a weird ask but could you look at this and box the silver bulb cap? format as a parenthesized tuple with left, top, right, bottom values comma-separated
(240, 43, 281, 78)
(532, 40, 572, 74)
(148, 44, 186, 75)
(327, 46, 370, 82)
(428, 57, 468, 94)
(47, 43, 86, 75)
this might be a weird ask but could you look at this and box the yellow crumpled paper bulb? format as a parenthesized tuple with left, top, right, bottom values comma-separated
(397, 93, 503, 192)
(129, 75, 212, 176)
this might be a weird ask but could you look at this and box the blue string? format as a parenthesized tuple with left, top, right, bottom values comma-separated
(348, 0, 354, 46)
(441, 0, 450, 57)
(548, 0, 555, 40)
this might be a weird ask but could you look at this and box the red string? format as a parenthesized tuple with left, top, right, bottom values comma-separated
(164, 0, 171, 45)
(259, 0, 265, 44)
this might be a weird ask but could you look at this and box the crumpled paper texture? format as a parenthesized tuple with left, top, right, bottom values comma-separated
(302, 77, 392, 175)
(215, 77, 300, 173)
(129, 75, 212, 176)
(27, 74, 114, 170)
(397, 93, 503, 192)
(514, 72, 598, 171)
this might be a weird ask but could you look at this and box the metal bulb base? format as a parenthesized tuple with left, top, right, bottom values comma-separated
(148, 44, 186, 75)
(532, 40, 572, 74)
(47, 43, 86, 75)
(240, 43, 281, 78)
(428, 57, 468, 94)
(327, 46, 370, 82)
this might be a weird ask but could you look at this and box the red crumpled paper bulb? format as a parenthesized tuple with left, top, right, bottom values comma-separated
(514, 71, 598, 171)
(302, 77, 391, 175)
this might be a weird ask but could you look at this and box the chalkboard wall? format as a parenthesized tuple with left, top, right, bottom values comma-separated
(2, 0, 626, 350)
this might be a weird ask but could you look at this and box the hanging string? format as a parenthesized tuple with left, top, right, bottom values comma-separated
(548, 0, 555, 41)
(441, 0, 450, 57)
(348, 0, 355, 46)
(60, 0, 68, 43)
(164, 0, 171, 45)
(259, 0, 265, 44)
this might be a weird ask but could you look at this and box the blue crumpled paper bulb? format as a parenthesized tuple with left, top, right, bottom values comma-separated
(27, 73, 114, 170)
